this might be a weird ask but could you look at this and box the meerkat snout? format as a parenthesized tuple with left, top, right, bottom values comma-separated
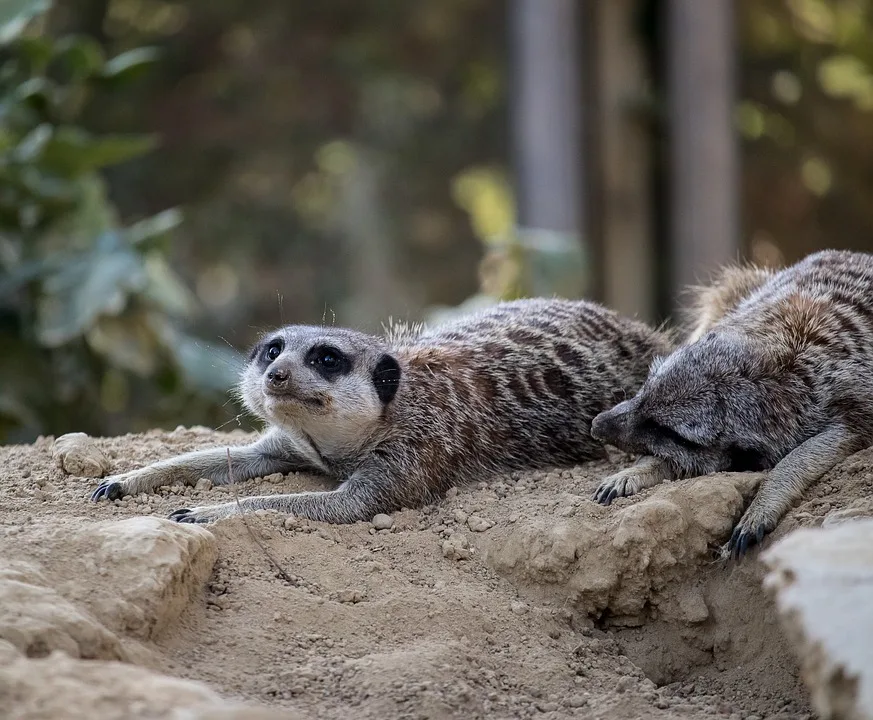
(591, 399, 637, 445)
(265, 366, 290, 391)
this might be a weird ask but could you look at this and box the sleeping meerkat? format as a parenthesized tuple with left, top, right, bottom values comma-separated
(91, 298, 673, 524)
(591, 250, 873, 558)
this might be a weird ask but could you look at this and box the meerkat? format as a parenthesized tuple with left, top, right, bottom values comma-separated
(90, 298, 673, 524)
(589, 249, 873, 559)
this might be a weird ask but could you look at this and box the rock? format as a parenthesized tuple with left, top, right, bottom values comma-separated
(467, 515, 494, 532)
(762, 519, 873, 720)
(0, 648, 291, 719)
(821, 500, 873, 528)
(441, 533, 471, 561)
(194, 478, 214, 491)
(510, 601, 528, 616)
(264, 473, 285, 484)
(480, 473, 760, 620)
(0, 561, 126, 660)
(372, 513, 393, 531)
(52, 433, 110, 478)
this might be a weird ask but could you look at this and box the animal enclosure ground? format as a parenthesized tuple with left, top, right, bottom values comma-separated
(4, 427, 871, 718)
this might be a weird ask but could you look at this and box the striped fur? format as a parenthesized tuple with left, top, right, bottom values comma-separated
(591, 250, 873, 558)
(91, 298, 673, 524)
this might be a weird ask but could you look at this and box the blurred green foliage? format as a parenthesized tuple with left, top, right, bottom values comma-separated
(0, 0, 240, 443)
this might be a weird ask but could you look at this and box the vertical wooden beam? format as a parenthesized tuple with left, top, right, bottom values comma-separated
(510, 0, 587, 297)
(592, 0, 657, 322)
(667, 0, 740, 307)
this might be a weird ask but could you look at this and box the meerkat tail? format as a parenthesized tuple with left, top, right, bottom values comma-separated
(685, 264, 775, 344)
(724, 424, 864, 558)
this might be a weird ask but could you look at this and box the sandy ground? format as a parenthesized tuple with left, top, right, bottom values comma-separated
(4, 426, 871, 718)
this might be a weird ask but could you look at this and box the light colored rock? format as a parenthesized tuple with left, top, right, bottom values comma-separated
(467, 515, 494, 532)
(83, 517, 218, 639)
(762, 519, 873, 720)
(0, 561, 126, 660)
(441, 533, 471, 561)
(195, 478, 214, 491)
(0, 648, 293, 719)
(52, 433, 110, 478)
(481, 473, 761, 621)
(372, 513, 394, 531)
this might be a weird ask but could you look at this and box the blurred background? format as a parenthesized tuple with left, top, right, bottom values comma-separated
(3, 0, 873, 443)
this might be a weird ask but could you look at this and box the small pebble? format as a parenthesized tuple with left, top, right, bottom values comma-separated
(372, 513, 394, 531)
(442, 534, 471, 561)
(445, 487, 458, 499)
(467, 515, 494, 532)
(194, 478, 214, 491)
(510, 601, 528, 615)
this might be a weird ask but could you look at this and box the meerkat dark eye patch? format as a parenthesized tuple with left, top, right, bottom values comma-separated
(642, 419, 705, 450)
(306, 344, 351, 379)
(261, 339, 284, 364)
(373, 354, 401, 403)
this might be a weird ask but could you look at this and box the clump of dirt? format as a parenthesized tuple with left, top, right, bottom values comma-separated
(3, 427, 870, 718)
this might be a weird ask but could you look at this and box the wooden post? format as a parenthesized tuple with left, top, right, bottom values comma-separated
(591, 0, 657, 322)
(667, 0, 740, 307)
(509, 0, 587, 297)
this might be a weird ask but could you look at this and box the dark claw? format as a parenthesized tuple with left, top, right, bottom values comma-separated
(90, 481, 124, 502)
(168, 508, 194, 522)
(604, 487, 618, 506)
(727, 523, 770, 560)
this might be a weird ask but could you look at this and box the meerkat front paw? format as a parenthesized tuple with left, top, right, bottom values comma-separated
(593, 472, 637, 505)
(723, 505, 775, 560)
(90, 477, 130, 502)
(168, 503, 238, 524)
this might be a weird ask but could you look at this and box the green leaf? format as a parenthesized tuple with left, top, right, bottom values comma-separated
(86, 313, 160, 375)
(141, 253, 198, 317)
(126, 207, 183, 245)
(99, 47, 161, 86)
(11, 122, 51, 162)
(12, 75, 54, 104)
(14, 35, 53, 73)
(158, 320, 242, 394)
(52, 35, 106, 80)
(37, 237, 148, 346)
(0, 0, 50, 46)
(40, 127, 158, 174)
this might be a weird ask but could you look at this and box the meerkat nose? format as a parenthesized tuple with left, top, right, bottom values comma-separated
(266, 367, 290, 390)
(591, 405, 628, 443)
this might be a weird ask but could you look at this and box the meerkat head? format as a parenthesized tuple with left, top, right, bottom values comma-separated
(240, 326, 402, 457)
(591, 331, 774, 477)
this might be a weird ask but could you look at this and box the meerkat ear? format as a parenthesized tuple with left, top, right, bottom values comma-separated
(373, 354, 401, 404)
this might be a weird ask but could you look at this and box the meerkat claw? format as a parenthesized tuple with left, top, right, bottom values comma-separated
(168, 508, 202, 523)
(726, 521, 770, 560)
(91, 480, 125, 502)
(593, 478, 623, 505)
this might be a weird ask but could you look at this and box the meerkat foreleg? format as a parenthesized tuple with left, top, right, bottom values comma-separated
(592, 455, 676, 505)
(90, 428, 325, 502)
(725, 424, 863, 559)
(167, 451, 423, 525)
(167, 474, 388, 526)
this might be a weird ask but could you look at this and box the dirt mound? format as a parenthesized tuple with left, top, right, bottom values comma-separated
(3, 427, 872, 718)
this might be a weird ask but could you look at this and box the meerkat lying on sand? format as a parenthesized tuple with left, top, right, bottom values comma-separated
(591, 250, 873, 558)
(92, 298, 672, 524)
